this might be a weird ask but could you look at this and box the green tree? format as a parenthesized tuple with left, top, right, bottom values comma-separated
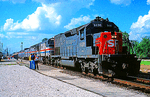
(122, 31, 129, 46)
(42, 38, 48, 42)
(122, 31, 139, 55)
(122, 31, 131, 53)
(121, 31, 150, 58)
(130, 40, 139, 54)
(136, 36, 150, 58)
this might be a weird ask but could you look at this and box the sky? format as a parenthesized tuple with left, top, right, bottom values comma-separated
(0, 0, 150, 54)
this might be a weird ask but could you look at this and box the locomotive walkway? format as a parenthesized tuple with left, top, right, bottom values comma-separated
(16, 59, 148, 97)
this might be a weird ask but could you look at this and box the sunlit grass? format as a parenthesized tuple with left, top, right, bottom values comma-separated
(140, 61, 150, 65)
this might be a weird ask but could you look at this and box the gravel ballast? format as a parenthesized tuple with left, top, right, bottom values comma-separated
(0, 65, 102, 97)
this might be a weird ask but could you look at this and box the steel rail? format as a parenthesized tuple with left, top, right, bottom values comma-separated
(113, 78, 150, 91)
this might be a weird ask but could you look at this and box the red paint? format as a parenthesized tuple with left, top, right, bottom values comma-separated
(40, 48, 54, 52)
(95, 32, 122, 55)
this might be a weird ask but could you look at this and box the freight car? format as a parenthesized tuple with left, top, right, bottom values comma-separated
(50, 16, 140, 77)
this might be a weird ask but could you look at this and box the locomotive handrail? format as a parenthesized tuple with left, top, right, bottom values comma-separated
(103, 41, 108, 54)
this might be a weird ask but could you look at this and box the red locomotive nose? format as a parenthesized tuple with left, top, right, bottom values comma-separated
(95, 32, 122, 55)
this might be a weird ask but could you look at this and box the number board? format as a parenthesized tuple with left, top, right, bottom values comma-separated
(107, 24, 112, 27)
(93, 23, 102, 27)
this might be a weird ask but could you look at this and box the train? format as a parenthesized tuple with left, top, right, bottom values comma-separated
(17, 38, 54, 64)
(16, 16, 141, 77)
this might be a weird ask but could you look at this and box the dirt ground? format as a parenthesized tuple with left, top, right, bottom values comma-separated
(140, 65, 150, 73)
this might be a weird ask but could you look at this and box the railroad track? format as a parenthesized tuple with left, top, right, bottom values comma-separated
(81, 72, 150, 93)
(137, 72, 150, 79)
(51, 64, 150, 93)
(113, 77, 150, 93)
(18, 59, 150, 94)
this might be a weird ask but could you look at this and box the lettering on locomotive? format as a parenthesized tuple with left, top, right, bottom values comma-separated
(108, 39, 118, 47)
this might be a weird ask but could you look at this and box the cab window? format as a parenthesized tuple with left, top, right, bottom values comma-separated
(80, 28, 84, 40)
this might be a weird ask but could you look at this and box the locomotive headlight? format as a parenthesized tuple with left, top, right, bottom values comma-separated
(112, 35, 117, 39)
(104, 35, 107, 38)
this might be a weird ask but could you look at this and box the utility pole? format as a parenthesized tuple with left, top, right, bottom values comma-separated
(7, 48, 8, 56)
(21, 42, 23, 51)
(21, 42, 23, 62)
(9, 48, 11, 57)
(0, 41, 2, 53)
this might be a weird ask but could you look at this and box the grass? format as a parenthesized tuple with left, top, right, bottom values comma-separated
(140, 61, 150, 65)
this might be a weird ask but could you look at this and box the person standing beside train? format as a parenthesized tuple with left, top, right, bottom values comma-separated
(31, 54, 35, 69)
(29, 54, 32, 69)
(34, 54, 39, 70)
(31, 54, 35, 60)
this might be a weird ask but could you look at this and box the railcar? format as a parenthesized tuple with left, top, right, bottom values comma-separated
(50, 16, 140, 77)
(24, 48, 29, 60)
(12, 52, 18, 60)
(18, 38, 54, 63)
(27, 38, 54, 63)
(18, 50, 24, 59)
(38, 38, 54, 63)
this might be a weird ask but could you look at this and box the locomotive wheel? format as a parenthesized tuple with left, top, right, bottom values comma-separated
(42, 58, 45, 64)
(93, 68, 98, 76)
(75, 61, 80, 71)
(54, 60, 57, 66)
(108, 77, 114, 82)
(45, 58, 49, 65)
(85, 67, 89, 74)
(80, 62, 85, 72)
(56, 60, 59, 66)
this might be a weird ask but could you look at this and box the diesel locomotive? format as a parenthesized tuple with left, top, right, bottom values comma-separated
(51, 16, 140, 77)
(17, 16, 141, 77)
